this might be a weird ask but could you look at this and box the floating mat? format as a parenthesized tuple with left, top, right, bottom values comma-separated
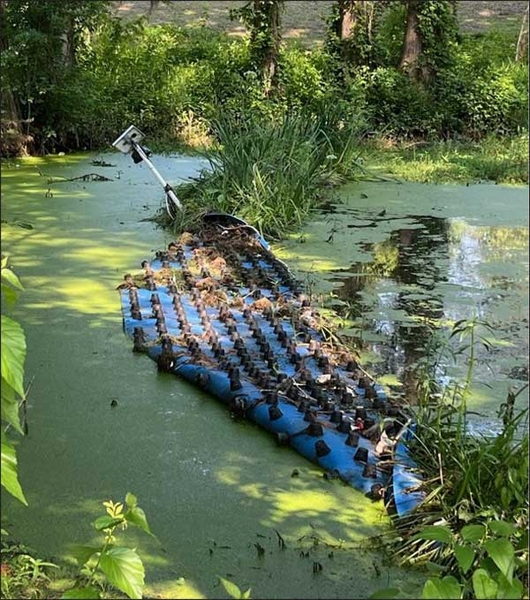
(118, 220, 424, 515)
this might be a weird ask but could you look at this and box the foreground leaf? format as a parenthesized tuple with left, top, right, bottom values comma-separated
(422, 576, 462, 599)
(1, 315, 26, 398)
(496, 574, 524, 599)
(61, 585, 100, 599)
(1, 266, 24, 291)
(1, 382, 23, 434)
(125, 492, 137, 508)
(1, 439, 27, 505)
(411, 525, 453, 545)
(69, 544, 102, 566)
(472, 568, 498, 599)
(487, 521, 516, 537)
(219, 576, 243, 599)
(99, 546, 145, 599)
(93, 515, 124, 531)
(484, 539, 514, 583)
(124, 505, 151, 535)
(454, 543, 475, 574)
(461, 524, 486, 543)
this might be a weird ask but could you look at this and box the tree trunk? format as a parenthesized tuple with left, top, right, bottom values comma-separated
(399, 0, 425, 81)
(516, 5, 528, 62)
(251, 0, 283, 95)
(335, 0, 356, 40)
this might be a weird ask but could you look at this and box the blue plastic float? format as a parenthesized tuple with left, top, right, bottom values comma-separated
(118, 220, 425, 515)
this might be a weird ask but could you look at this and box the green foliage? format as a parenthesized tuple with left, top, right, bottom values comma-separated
(1, 0, 111, 151)
(324, 1, 387, 69)
(1, 4, 527, 153)
(0, 256, 27, 505)
(174, 108, 364, 238)
(62, 494, 152, 600)
(410, 521, 527, 599)
(414, 0, 460, 76)
(374, 317, 528, 599)
(230, 0, 284, 89)
(219, 576, 252, 599)
(1, 533, 59, 600)
(353, 66, 437, 137)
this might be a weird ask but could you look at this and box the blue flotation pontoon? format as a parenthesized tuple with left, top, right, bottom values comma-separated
(113, 126, 425, 517)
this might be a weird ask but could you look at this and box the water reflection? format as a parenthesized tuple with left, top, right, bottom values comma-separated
(333, 216, 451, 403)
(276, 181, 528, 424)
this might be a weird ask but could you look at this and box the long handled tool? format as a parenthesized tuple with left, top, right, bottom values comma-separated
(112, 125, 269, 249)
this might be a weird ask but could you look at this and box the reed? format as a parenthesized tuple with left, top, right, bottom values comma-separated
(173, 109, 364, 238)
(378, 317, 529, 598)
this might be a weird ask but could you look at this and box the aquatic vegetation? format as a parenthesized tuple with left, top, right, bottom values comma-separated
(172, 110, 364, 238)
(359, 134, 529, 184)
(373, 317, 528, 599)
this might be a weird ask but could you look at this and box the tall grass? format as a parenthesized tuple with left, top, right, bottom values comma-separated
(173, 109, 364, 238)
(383, 317, 528, 597)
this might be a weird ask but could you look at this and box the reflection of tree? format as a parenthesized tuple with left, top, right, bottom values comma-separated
(336, 216, 450, 403)
(449, 222, 528, 257)
(392, 217, 449, 403)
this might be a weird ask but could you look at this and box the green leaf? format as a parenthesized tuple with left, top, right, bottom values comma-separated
(461, 524, 486, 543)
(473, 568, 499, 599)
(411, 525, 453, 545)
(1, 315, 26, 398)
(219, 576, 242, 599)
(69, 544, 102, 566)
(125, 492, 137, 508)
(1, 439, 27, 505)
(484, 539, 514, 583)
(496, 574, 524, 599)
(422, 576, 462, 599)
(1, 284, 18, 310)
(61, 585, 100, 599)
(242, 589, 252, 599)
(1, 382, 23, 434)
(454, 544, 475, 574)
(93, 515, 124, 531)
(487, 521, 516, 537)
(368, 588, 400, 599)
(99, 546, 145, 599)
(1, 267, 24, 291)
(425, 561, 447, 574)
(124, 506, 151, 535)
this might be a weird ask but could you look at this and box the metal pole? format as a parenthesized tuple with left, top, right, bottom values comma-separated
(131, 141, 182, 211)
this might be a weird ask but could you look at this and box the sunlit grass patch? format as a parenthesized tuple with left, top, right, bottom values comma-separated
(360, 134, 529, 184)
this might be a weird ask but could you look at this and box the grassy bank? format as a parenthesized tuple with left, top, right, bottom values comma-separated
(358, 134, 529, 185)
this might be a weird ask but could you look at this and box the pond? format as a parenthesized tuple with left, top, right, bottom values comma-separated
(276, 180, 529, 435)
(2, 153, 426, 600)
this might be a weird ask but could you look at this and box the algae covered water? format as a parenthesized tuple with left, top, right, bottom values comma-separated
(2, 154, 426, 599)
